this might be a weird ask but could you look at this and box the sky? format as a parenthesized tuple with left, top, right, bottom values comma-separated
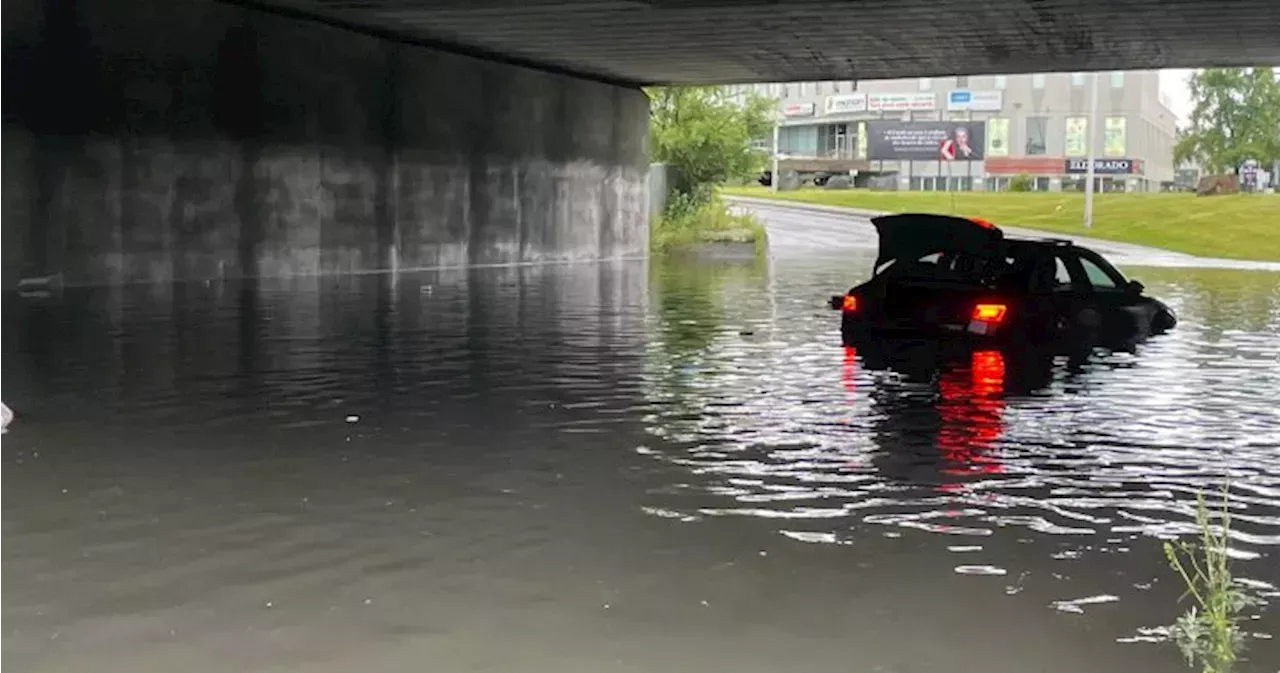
(1158, 68, 1194, 124)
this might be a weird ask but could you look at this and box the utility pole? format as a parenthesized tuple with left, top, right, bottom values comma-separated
(771, 120, 781, 193)
(1083, 71, 1100, 228)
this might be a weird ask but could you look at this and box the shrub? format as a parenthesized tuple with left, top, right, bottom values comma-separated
(652, 192, 764, 254)
(1008, 173, 1034, 192)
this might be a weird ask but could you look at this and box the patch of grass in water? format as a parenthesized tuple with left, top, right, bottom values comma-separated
(1164, 488, 1260, 673)
(652, 192, 766, 255)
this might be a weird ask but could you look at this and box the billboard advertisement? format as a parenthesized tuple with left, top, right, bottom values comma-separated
(1104, 117, 1126, 157)
(946, 90, 1003, 112)
(1065, 117, 1088, 157)
(986, 118, 1010, 157)
(866, 121, 985, 160)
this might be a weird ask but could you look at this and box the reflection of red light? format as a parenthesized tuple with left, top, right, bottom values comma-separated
(970, 218, 996, 229)
(842, 346, 857, 394)
(938, 350, 1006, 489)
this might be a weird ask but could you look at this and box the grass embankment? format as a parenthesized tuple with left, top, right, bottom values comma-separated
(720, 186, 1280, 262)
(651, 195, 766, 255)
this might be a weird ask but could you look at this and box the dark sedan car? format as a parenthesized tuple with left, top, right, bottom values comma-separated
(829, 213, 1177, 353)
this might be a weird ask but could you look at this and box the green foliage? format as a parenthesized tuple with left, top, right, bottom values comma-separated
(1174, 68, 1280, 173)
(652, 194, 765, 254)
(646, 86, 776, 198)
(1008, 173, 1033, 192)
(1164, 489, 1259, 673)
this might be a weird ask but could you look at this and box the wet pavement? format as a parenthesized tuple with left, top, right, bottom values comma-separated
(730, 196, 1280, 271)
(4, 250, 1280, 672)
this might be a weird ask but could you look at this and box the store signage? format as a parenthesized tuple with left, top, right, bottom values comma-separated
(867, 93, 936, 112)
(1065, 158, 1136, 174)
(824, 94, 867, 115)
(782, 103, 815, 117)
(946, 89, 1003, 112)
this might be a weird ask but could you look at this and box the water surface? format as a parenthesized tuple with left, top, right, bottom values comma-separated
(4, 253, 1279, 672)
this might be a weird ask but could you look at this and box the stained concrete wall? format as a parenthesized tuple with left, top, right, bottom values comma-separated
(1, 0, 650, 286)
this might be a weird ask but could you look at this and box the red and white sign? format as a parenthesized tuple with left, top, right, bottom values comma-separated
(781, 103, 816, 117)
(939, 139, 956, 161)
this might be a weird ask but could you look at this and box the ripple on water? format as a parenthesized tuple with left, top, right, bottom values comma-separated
(638, 258, 1280, 635)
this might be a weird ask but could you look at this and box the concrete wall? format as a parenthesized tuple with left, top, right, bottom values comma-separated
(1, 0, 650, 286)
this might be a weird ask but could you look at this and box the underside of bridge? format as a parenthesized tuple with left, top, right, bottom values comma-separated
(251, 0, 1280, 85)
(3, 0, 1277, 285)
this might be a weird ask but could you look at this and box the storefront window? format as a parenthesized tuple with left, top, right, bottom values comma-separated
(1025, 117, 1049, 155)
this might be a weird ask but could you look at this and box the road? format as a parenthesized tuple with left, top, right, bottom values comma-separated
(727, 196, 1280, 270)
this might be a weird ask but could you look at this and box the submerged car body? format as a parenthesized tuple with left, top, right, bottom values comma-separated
(829, 213, 1177, 353)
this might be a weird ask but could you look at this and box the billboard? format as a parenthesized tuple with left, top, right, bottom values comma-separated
(866, 121, 986, 160)
(946, 90, 1003, 112)
(1104, 117, 1126, 157)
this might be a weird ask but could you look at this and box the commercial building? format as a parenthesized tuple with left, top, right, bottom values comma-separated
(732, 71, 1179, 192)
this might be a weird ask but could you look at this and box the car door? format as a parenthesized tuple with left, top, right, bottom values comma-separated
(1072, 248, 1147, 344)
(1014, 248, 1087, 346)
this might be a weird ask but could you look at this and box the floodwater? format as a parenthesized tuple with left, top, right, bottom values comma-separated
(4, 252, 1280, 673)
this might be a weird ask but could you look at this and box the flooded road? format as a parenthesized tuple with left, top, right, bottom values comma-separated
(4, 252, 1280, 672)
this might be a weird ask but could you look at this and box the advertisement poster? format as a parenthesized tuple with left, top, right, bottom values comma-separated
(1104, 117, 1126, 157)
(866, 121, 985, 160)
(1065, 117, 1088, 157)
(986, 118, 1010, 157)
(856, 121, 868, 159)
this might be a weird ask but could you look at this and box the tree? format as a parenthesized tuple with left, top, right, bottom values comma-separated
(646, 86, 775, 202)
(1173, 68, 1280, 174)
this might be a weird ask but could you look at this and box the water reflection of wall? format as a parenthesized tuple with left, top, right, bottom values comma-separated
(1, 260, 652, 433)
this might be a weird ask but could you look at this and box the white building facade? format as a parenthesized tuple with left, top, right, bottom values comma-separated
(732, 71, 1179, 192)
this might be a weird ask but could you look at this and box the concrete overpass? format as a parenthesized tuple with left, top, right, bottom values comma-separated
(4, 0, 1278, 285)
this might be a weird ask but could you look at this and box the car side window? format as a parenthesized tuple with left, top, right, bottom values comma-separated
(1079, 256, 1120, 290)
(1053, 255, 1074, 289)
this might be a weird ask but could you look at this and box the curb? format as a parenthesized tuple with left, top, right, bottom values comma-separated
(722, 195, 886, 219)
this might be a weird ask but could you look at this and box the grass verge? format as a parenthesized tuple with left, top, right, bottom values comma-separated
(719, 186, 1280, 262)
(1164, 489, 1258, 673)
(652, 194, 766, 256)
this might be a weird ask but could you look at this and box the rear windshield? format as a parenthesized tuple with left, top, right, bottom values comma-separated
(882, 251, 995, 283)
(878, 245, 1055, 291)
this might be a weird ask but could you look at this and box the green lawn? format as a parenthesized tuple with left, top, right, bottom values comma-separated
(720, 186, 1280, 261)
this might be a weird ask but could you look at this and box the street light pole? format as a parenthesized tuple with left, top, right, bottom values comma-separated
(1083, 71, 1100, 228)
(771, 120, 781, 193)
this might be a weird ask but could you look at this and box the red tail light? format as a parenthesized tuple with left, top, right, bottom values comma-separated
(971, 303, 1008, 323)
(842, 294, 858, 312)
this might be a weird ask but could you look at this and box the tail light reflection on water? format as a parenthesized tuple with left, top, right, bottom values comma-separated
(938, 350, 1007, 482)
(841, 346, 857, 395)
